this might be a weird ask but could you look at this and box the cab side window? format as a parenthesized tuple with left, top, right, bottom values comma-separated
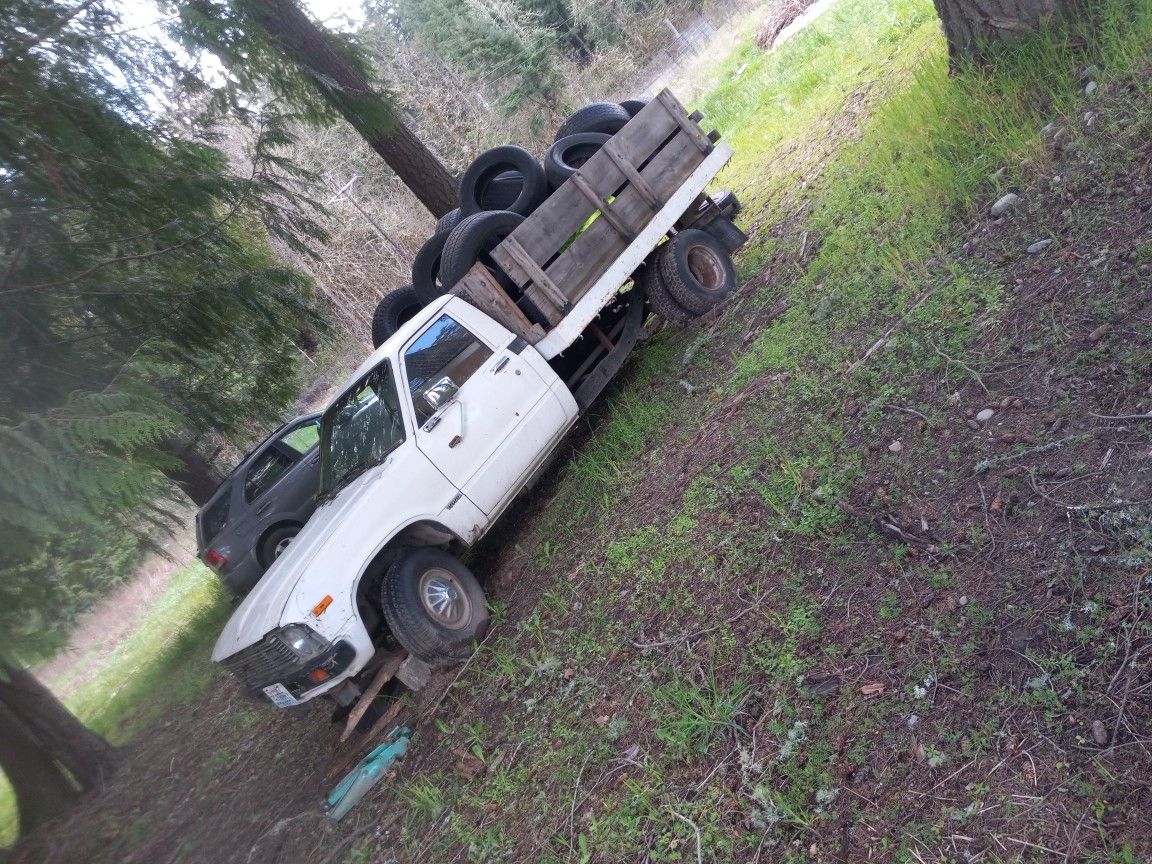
(404, 315, 493, 426)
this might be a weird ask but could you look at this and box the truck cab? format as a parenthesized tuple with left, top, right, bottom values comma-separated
(211, 296, 577, 707)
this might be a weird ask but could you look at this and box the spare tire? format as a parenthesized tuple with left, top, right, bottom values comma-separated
(545, 133, 611, 190)
(656, 229, 736, 316)
(458, 146, 548, 216)
(411, 230, 453, 305)
(479, 171, 523, 211)
(554, 102, 630, 142)
(435, 208, 463, 234)
(439, 210, 525, 291)
(372, 285, 423, 348)
(620, 97, 649, 118)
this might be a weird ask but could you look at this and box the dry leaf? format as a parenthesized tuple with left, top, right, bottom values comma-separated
(860, 682, 886, 696)
(990, 494, 1004, 513)
(911, 737, 926, 763)
(562, 667, 575, 679)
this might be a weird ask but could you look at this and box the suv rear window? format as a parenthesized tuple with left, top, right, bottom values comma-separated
(200, 494, 231, 545)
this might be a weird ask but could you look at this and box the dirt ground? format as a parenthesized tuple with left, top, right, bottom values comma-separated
(13, 60, 1152, 864)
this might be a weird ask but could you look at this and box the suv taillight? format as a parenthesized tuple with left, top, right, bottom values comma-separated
(204, 550, 227, 572)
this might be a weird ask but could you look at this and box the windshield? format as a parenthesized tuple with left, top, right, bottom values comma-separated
(319, 360, 406, 497)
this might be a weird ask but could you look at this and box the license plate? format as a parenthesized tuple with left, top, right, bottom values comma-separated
(262, 682, 300, 708)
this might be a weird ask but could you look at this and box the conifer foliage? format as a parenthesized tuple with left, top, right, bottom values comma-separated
(0, 0, 322, 834)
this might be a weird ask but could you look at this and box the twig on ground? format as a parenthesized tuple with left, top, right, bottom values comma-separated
(1027, 472, 1149, 512)
(631, 591, 770, 650)
(670, 810, 703, 864)
(422, 625, 498, 719)
(931, 343, 989, 394)
(1111, 647, 1143, 747)
(844, 276, 953, 375)
(1089, 410, 1152, 422)
(973, 433, 1089, 475)
(835, 499, 937, 550)
(885, 404, 929, 421)
(567, 749, 595, 850)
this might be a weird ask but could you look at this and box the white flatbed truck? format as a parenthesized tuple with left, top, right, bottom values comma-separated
(212, 90, 743, 711)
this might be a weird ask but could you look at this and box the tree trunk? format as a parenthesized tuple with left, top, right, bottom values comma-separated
(932, 0, 1081, 68)
(0, 664, 120, 792)
(159, 437, 223, 507)
(249, 0, 458, 217)
(0, 700, 79, 836)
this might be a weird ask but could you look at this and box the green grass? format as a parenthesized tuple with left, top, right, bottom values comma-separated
(0, 561, 230, 847)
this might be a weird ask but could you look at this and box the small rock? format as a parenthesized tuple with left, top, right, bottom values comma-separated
(958, 595, 969, 606)
(990, 193, 1020, 217)
(999, 396, 1012, 409)
(966, 419, 981, 431)
(1081, 64, 1101, 82)
(1083, 111, 1097, 128)
(1091, 719, 1109, 745)
(1041, 122, 1058, 138)
(1012, 398, 1025, 409)
(1088, 324, 1111, 343)
(1085, 81, 1098, 96)
(976, 408, 995, 423)
(948, 391, 962, 406)
(907, 714, 920, 730)
(888, 440, 903, 454)
(1028, 239, 1053, 255)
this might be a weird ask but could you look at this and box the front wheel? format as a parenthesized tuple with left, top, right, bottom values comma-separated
(380, 548, 489, 666)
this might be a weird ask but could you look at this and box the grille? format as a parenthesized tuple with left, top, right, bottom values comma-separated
(219, 635, 299, 688)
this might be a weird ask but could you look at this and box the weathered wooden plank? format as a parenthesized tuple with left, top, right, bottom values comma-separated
(541, 131, 704, 303)
(657, 90, 712, 154)
(450, 263, 549, 342)
(569, 172, 636, 240)
(493, 93, 684, 283)
(602, 140, 661, 210)
(498, 236, 570, 314)
(340, 651, 405, 742)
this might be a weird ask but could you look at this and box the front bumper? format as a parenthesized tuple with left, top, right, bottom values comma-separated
(219, 636, 357, 700)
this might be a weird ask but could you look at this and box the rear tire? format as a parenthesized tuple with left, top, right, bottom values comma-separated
(372, 285, 424, 348)
(657, 229, 736, 316)
(637, 259, 693, 325)
(380, 548, 489, 666)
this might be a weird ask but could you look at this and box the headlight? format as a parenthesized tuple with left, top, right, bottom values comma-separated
(272, 624, 330, 662)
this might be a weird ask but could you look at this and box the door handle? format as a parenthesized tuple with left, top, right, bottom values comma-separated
(256, 501, 273, 515)
(423, 415, 442, 432)
(492, 356, 510, 373)
(309, 454, 320, 466)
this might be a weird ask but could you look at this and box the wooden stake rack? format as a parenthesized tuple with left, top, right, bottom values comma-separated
(452, 88, 720, 341)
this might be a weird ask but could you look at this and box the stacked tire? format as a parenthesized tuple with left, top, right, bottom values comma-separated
(370, 96, 744, 345)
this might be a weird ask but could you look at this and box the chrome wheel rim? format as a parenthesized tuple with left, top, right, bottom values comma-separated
(419, 568, 471, 629)
(687, 245, 726, 294)
(273, 535, 294, 558)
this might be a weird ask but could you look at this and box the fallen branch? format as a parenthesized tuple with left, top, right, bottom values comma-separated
(973, 433, 1089, 475)
(836, 499, 937, 550)
(631, 591, 770, 651)
(670, 810, 703, 864)
(844, 276, 953, 376)
(931, 342, 989, 394)
(1089, 410, 1152, 422)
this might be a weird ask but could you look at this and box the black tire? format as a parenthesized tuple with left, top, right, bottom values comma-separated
(657, 229, 736, 316)
(636, 258, 693, 325)
(258, 525, 299, 570)
(545, 133, 611, 190)
(380, 547, 489, 666)
(479, 170, 523, 211)
(458, 146, 548, 216)
(436, 208, 463, 233)
(619, 97, 649, 117)
(440, 210, 525, 291)
(554, 102, 631, 142)
(372, 285, 424, 348)
(412, 230, 452, 305)
(701, 216, 749, 254)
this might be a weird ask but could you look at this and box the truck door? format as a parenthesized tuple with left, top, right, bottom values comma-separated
(401, 307, 569, 517)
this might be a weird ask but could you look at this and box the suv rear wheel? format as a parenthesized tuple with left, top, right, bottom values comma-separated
(258, 525, 299, 570)
(380, 548, 489, 666)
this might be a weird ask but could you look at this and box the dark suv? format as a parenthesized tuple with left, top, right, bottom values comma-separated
(196, 413, 323, 595)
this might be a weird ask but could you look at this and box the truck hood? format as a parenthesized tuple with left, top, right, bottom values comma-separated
(211, 460, 389, 662)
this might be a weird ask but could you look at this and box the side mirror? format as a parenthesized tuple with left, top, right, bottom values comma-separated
(422, 376, 459, 413)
